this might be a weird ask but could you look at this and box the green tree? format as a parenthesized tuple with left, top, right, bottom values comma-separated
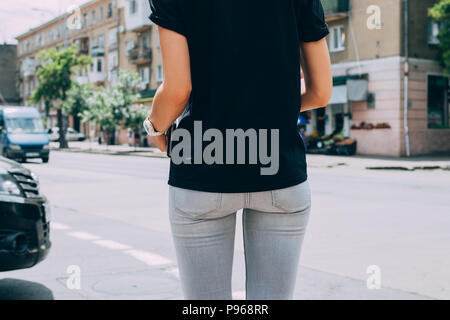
(31, 44, 92, 148)
(82, 87, 117, 145)
(63, 82, 94, 132)
(82, 70, 141, 145)
(429, 0, 450, 74)
(125, 103, 149, 147)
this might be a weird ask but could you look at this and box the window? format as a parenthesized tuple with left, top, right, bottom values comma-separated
(140, 67, 150, 84)
(329, 26, 345, 52)
(108, 3, 113, 18)
(142, 35, 150, 49)
(108, 28, 118, 47)
(156, 65, 163, 82)
(427, 75, 449, 128)
(98, 34, 105, 48)
(83, 13, 88, 29)
(125, 41, 135, 55)
(130, 0, 138, 14)
(108, 51, 118, 71)
(99, 7, 104, 21)
(91, 10, 96, 25)
(428, 20, 441, 45)
(97, 59, 103, 72)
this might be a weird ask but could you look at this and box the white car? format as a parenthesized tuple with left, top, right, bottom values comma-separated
(48, 127, 86, 142)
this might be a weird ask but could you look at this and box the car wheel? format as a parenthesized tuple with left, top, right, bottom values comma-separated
(42, 157, 49, 163)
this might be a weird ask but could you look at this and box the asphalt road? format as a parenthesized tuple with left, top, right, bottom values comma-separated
(1, 151, 449, 300)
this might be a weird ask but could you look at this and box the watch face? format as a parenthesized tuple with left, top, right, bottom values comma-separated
(144, 119, 154, 135)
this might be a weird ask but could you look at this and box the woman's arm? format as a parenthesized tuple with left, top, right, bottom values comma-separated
(300, 38, 333, 111)
(148, 26, 192, 152)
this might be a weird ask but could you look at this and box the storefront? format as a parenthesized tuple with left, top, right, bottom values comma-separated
(304, 75, 368, 139)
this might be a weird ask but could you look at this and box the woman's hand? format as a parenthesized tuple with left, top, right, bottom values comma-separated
(153, 134, 168, 153)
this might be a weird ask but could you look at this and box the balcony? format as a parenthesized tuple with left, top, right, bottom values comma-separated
(21, 58, 36, 78)
(124, 0, 153, 32)
(75, 37, 90, 55)
(74, 75, 88, 85)
(322, 0, 349, 21)
(109, 41, 118, 51)
(128, 47, 152, 65)
(89, 72, 106, 84)
(91, 46, 105, 57)
(74, 72, 106, 84)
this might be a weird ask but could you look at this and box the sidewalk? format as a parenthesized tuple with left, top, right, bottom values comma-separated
(51, 140, 450, 171)
(50, 140, 167, 158)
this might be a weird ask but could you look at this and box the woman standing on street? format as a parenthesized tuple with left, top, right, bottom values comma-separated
(144, 0, 332, 299)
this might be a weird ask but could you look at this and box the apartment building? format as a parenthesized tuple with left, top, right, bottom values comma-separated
(15, 0, 161, 137)
(307, 0, 449, 156)
(0, 44, 20, 105)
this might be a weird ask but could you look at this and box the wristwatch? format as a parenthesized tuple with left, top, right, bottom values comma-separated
(143, 117, 166, 136)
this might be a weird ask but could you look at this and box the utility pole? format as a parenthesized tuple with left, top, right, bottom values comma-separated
(403, 0, 411, 157)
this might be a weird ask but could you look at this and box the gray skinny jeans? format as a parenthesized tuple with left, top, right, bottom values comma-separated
(168, 180, 311, 300)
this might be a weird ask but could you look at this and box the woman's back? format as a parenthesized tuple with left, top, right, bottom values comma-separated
(150, 0, 329, 193)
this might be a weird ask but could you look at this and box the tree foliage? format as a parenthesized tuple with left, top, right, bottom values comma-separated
(429, 0, 450, 74)
(82, 70, 142, 145)
(63, 82, 94, 122)
(31, 44, 92, 148)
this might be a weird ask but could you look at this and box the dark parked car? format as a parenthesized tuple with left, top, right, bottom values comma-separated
(0, 156, 51, 272)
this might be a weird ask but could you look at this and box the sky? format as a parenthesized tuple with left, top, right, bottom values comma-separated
(0, 0, 89, 44)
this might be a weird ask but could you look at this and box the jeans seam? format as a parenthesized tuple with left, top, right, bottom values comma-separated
(242, 208, 248, 300)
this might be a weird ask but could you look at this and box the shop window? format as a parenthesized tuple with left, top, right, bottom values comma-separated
(427, 74, 449, 128)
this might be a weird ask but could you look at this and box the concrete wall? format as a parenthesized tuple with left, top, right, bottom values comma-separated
(407, 0, 440, 60)
(336, 57, 403, 156)
(0, 44, 19, 104)
(328, 0, 402, 64)
(402, 58, 450, 155)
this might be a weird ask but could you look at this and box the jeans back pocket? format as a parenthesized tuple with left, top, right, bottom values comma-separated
(271, 180, 311, 214)
(173, 187, 222, 217)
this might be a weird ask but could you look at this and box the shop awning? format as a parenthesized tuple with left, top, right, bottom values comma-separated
(329, 85, 348, 105)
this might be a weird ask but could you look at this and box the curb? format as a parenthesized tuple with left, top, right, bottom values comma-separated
(50, 147, 168, 159)
(50, 148, 450, 171)
(366, 165, 450, 171)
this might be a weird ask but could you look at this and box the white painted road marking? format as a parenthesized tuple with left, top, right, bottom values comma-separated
(93, 239, 132, 250)
(51, 222, 71, 230)
(68, 231, 101, 241)
(232, 291, 246, 300)
(164, 267, 180, 279)
(124, 249, 173, 267)
(54, 222, 246, 299)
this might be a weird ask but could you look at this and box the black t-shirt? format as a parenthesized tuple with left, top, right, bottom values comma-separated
(149, 0, 329, 193)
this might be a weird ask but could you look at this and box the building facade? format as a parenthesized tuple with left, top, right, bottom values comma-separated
(0, 44, 20, 105)
(15, 0, 161, 143)
(305, 0, 450, 156)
